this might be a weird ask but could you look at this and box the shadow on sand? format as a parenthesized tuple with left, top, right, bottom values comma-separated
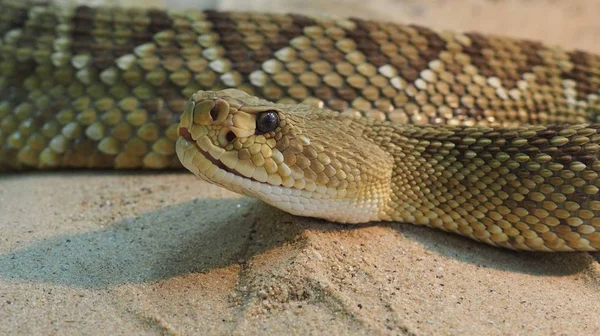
(0, 196, 594, 288)
(298, 218, 596, 277)
(0, 197, 300, 288)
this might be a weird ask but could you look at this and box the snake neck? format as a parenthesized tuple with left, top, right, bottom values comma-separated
(362, 122, 600, 251)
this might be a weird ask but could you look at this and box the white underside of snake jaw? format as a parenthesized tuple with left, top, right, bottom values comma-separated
(176, 137, 382, 223)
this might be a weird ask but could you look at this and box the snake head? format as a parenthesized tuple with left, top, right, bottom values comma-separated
(176, 89, 393, 223)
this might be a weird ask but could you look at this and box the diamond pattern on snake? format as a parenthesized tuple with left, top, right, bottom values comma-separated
(2, 1, 600, 251)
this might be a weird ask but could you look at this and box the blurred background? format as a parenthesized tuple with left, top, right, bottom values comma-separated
(56, 0, 600, 53)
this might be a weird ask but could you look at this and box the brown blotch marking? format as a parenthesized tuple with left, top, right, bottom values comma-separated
(410, 24, 447, 66)
(93, 55, 116, 70)
(337, 87, 358, 101)
(315, 86, 334, 101)
(349, 20, 449, 121)
(265, 13, 316, 64)
(0, 1, 30, 34)
(347, 18, 383, 65)
(517, 40, 545, 77)
(288, 14, 316, 32)
(143, 98, 178, 126)
(204, 11, 315, 77)
(251, 49, 272, 63)
(0, 2, 51, 91)
(147, 9, 173, 34)
(8, 3, 57, 66)
(463, 33, 548, 89)
(464, 33, 494, 72)
(228, 47, 250, 62)
(390, 55, 408, 69)
(323, 49, 345, 63)
(71, 6, 173, 70)
(71, 6, 100, 58)
(400, 67, 419, 82)
(155, 86, 186, 122)
(348, 20, 449, 71)
(63, 6, 182, 126)
(564, 50, 600, 100)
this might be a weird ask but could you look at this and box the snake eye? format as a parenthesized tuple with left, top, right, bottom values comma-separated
(256, 110, 279, 134)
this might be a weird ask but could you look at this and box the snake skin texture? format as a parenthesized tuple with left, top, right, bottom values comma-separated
(177, 89, 600, 252)
(3, 1, 600, 251)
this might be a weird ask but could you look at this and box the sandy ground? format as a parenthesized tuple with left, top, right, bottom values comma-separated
(3, 0, 600, 335)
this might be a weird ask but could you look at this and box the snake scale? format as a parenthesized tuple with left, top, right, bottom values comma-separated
(3, 1, 600, 252)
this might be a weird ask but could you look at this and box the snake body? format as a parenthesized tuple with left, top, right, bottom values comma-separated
(3, 1, 600, 251)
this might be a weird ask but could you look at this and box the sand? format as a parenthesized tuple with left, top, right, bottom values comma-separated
(2, 1, 600, 335)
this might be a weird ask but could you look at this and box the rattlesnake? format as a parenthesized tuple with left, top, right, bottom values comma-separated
(2, 0, 600, 251)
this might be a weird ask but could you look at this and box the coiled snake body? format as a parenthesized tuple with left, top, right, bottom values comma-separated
(3, 1, 600, 251)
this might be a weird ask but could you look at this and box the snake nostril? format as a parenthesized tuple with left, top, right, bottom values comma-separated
(225, 131, 236, 143)
(210, 105, 219, 121)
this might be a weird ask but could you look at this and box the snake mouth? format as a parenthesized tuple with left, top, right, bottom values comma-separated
(178, 127, 232, 173)
(177, 126, 266, 186)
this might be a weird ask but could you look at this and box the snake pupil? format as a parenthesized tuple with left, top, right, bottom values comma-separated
(256, 111, 279, 134)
